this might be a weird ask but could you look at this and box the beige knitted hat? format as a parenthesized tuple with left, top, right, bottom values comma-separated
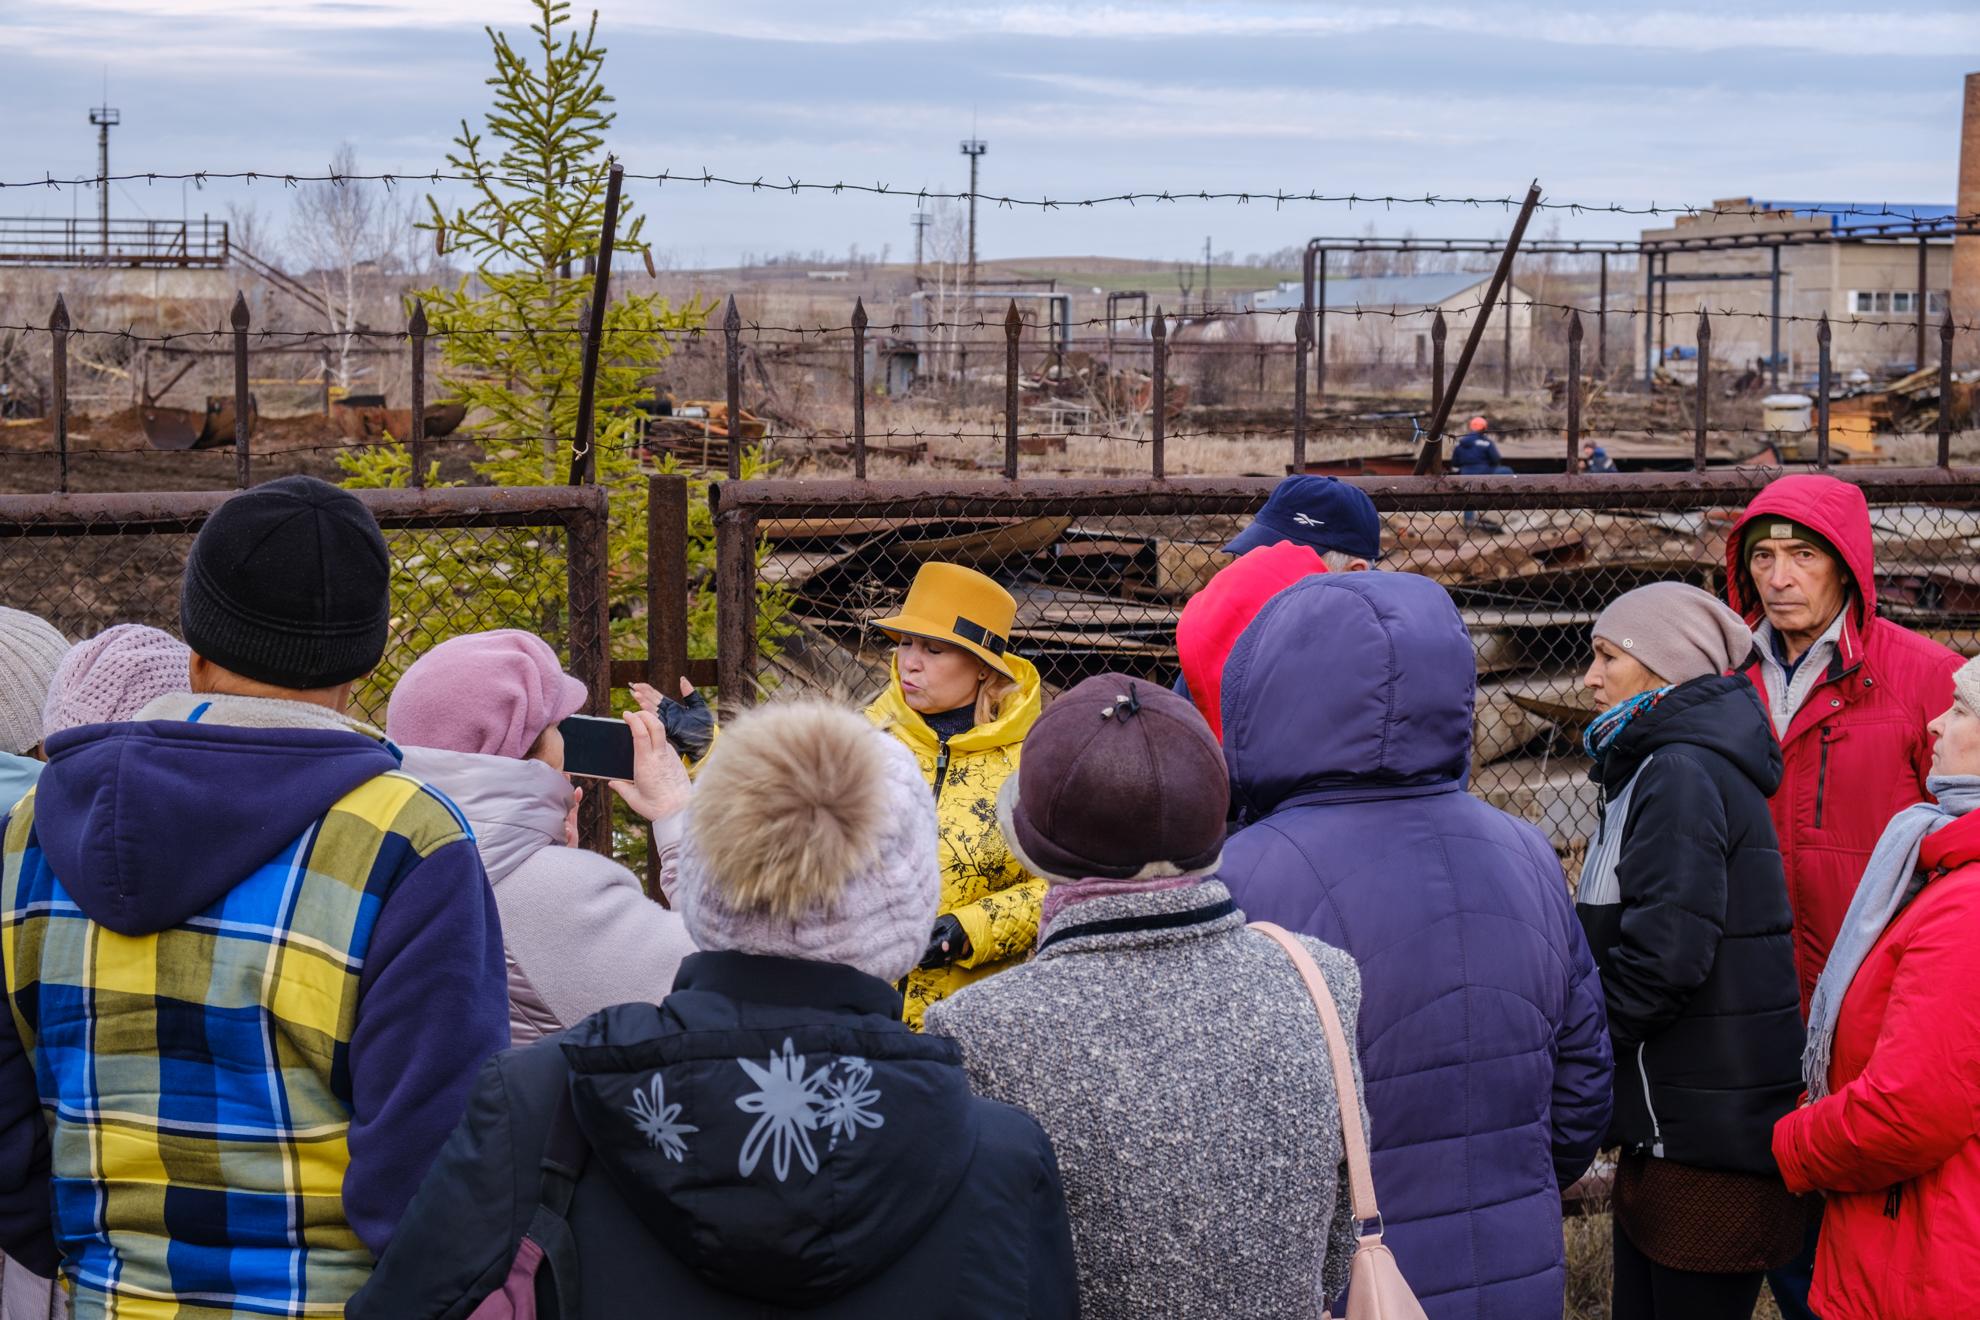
(0, 608, 71, 755)
(1592, 583, 1754, 686)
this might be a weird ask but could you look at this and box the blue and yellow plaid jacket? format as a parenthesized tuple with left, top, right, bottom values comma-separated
(0, 710, 507, 1319)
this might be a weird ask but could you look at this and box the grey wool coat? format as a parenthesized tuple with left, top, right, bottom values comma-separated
(925, 880, 1365, 1320)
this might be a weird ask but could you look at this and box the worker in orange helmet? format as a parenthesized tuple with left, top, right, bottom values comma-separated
(1453, 415, 1513, 531)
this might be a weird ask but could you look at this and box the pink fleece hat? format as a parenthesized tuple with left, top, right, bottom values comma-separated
(42, 624, 192, 739)
(385, 629, 588, 759)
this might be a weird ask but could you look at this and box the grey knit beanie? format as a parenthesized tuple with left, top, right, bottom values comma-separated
(1593, 582, 1754, 685)
(0, 608, 71, 755)
(678, 700, 939, 985)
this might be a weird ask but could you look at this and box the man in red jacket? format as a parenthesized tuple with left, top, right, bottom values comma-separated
(1727, 473, 1960, 1319)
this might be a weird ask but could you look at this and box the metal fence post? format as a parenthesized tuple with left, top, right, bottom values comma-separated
(1693, 310, 1710, 472)
(570, 162, 624, 487)
(1816, 313, 1832, 472)
(408, 300, 428, 488)
(1292, 301, 1310, 472)
(1004, 300, 1021, 479)
(1315, 248, 1328, 405)
(1151, 307, 1167, 479)
(231, 291, 251, 489)
(647, 473, 691, 695)
(724, 296, 743, 481)
(851, 298, 868, 480)
(49, 296, 68, 495)
(713, 497, 759, 709)
(1431, 311, 1447, 420)
(1596, 253, 1607, 379)
(1940, 315, 1957, 468)
(1566, 310, 1581, 473)
(1501, 260, 1513, 397)
(564, 486, 614, 853)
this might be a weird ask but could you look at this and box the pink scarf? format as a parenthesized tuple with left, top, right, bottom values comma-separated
(1039, 873, 1201, 931)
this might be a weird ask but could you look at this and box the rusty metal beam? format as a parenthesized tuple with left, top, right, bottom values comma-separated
(570, 160, 624, 486)
(0, 484, 607, 537)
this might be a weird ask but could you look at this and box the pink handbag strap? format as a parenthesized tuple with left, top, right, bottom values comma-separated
(1251, 921, 1378, 1224)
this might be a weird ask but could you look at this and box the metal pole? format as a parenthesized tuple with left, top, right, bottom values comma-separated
(1566, 310, 1581, 473)
(231, 291, 251, 489)
(1769, 244, 1782, 391)
(1656, 251, 1668, 372)
(724, 296, 742, 481)
(1151, 307, 1167, 479)
(50, 296, 69, 495)
(851, 298, 868, 480)
(1501, 258, 1512, 397)
(1817, 313, 1832, 471)
(1642, 248, 1656, 390)
(1004, 300, 1021, 479)
(1597, 253, 1608, 378)
(408, 300, 428, 489)
(569, 161, 624, 486)
(1431, 311, 1446, 420)
(1917, 237, 1929, 372)
(1415, 180, 1544, 475)
(565, 493, 613, 855)
(1694, 310, 1711, 472)
(1939, 314, 1956, 468)
(713, 504, 759, 708)
(1292, 301, 1310, 472)
(1315, 248, 1328, 404)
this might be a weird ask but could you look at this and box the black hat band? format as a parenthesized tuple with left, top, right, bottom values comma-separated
(952, 616, 1008, 656)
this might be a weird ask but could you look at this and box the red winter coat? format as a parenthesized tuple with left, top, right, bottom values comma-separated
(1771, 810, 1980, 1319)
(1727, 475, 1960, 1013)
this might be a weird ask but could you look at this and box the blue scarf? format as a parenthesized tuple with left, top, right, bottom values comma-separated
(1583, 686, 1675, 762)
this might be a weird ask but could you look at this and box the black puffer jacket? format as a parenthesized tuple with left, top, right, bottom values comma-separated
(350, 951, 1077, 1319)
(1575, 674, 1803, 1175)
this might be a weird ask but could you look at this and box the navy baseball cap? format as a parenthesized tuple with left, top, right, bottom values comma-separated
(1225, 475, 1383, 560)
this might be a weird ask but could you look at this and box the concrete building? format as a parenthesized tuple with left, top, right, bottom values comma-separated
(1637, 200, 1955, 381)
(1249, 271, 1536, 369)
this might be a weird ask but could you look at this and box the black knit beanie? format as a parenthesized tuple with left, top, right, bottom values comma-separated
(180, 475, 391, 689)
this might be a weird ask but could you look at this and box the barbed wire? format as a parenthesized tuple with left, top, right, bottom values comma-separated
(6, 299, 1979, 346)
(0, 167, 1973, 225)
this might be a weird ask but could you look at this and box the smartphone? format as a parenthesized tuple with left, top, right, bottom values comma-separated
(558, 714, 635, 780)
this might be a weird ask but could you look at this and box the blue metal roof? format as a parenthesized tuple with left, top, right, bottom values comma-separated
(1256, 270, 1509, 310)
(1745, 200, 1953, 236)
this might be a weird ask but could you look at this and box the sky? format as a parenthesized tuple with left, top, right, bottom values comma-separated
(2, 0, 1976, 271)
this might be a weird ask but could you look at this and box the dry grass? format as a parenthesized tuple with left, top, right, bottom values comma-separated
(1563, 1215, 1785, 1320)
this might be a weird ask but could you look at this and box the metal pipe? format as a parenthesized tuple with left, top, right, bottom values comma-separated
(1817, 313, 1832, 471)
(0, 483, 607, 537)
(713, 503, 759, 707)
(851, 298, 868, 480)
(1151, 306, 1167, 479)
(1004, 300, 1021, 479)
(724, 295, 742, 480)
(1597, 254, 1607, 378)
(1501, 258, 1513, 397)
(1415, 181, 1543, 475)
(1917, 236, 1930, 371)
(231, 291, 251, 489)
(564, 495, 613, 854)
(705, 469, 1980, 520)
(1694, 310, 1710, 472)
(1292, 301, 1310, 472)
(1642, 248, 1656, 390)
(1431, 312, 1446, 420)
(1315, 248, 1328, 405)
(1940, 314, 1957, 468)
(408, 300, 428, 488)
(647, 473, 690, 696)
(49, 296, 68, 495)
(570, 161, 624, 487)
(1656, 252, 1668, 372)
(1566, 311, 1581, 473)
(1769, 244, 1783, 392)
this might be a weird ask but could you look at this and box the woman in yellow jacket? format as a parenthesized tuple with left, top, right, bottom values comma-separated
(868, 562, 1045, 1029)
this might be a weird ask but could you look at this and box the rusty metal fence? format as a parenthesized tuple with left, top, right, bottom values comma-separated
(0, 484, 616, 845)
(711, 469, 1980, 862)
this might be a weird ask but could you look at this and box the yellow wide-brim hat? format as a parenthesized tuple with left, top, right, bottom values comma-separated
(874, 561, 1018, 680)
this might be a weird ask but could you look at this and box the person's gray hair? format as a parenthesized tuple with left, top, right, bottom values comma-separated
(1955, 655, 1980, 717)
(1319, 550, 1363, 574)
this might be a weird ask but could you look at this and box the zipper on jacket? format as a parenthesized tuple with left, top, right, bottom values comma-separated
(1885, 1185, 1902, 1219)
(1636, 1043, 1666, 1158)
(932, 740, 952, 801)
(1815, 726, 1841, 829)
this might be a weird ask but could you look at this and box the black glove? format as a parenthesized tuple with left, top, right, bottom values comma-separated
(919, 914, 968, 970)
(658, 687, 717, 760)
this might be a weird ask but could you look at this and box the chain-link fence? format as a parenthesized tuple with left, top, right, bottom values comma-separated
(712, 471, 1980, 864)
(0, 485, 615, 846)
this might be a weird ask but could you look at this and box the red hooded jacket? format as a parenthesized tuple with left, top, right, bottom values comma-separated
(1726, 475, 1960, 1013)
(1176, 543, 1326, 739)
(1772, 811, 1980, 1319)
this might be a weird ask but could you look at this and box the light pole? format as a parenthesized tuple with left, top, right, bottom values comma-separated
(960, 138, 987, 291)
(89, 103, 120, 259)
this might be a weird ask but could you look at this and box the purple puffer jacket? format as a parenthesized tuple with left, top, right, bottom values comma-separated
(1214, 572, 1612, 1320)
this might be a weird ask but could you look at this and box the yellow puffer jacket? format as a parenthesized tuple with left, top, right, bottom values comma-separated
(866, 653, 1045, 1029)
